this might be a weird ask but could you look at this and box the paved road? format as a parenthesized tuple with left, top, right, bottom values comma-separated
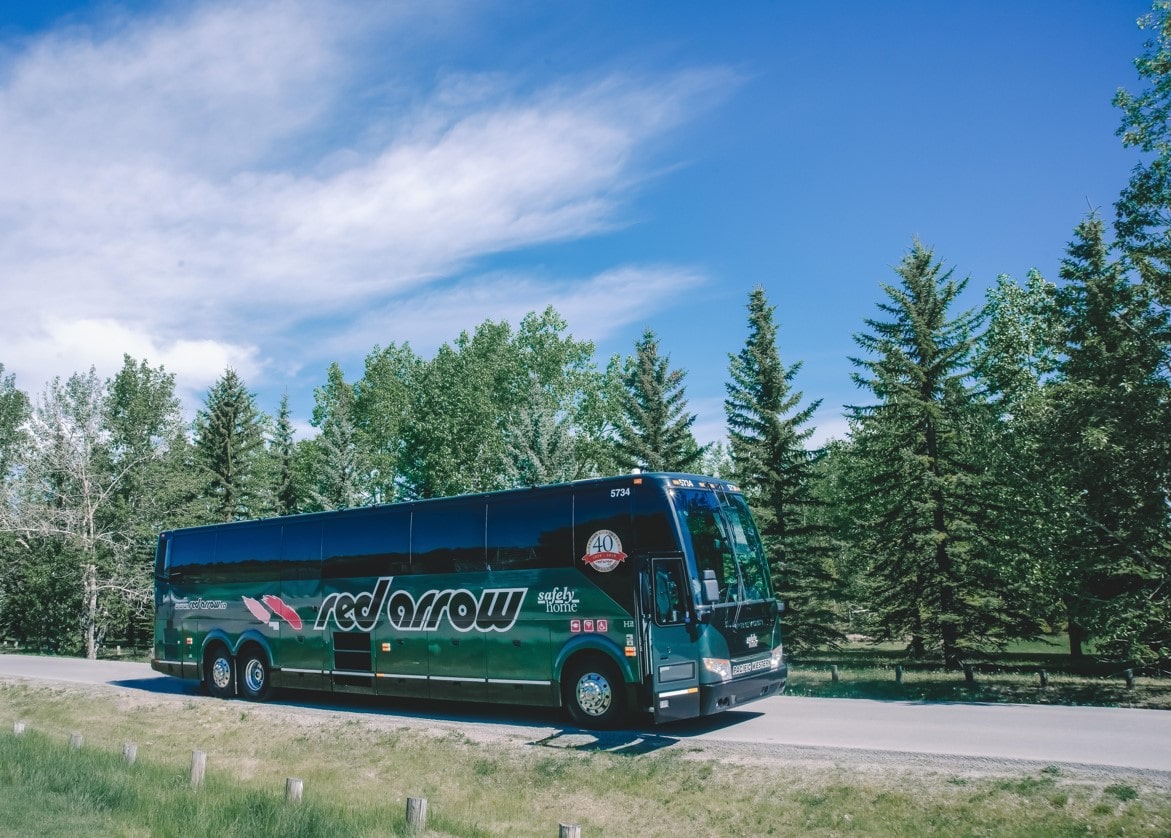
(1, 654, 1169, 773)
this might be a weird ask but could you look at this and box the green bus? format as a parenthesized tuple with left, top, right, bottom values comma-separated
(151, 473, 786, 728)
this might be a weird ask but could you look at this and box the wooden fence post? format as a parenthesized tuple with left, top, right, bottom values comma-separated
(830, 665, 839, 683)
(1038, 669, 1048, 689)
(69, 733, 84, 750)
(190, 750, 206, 789)
(560, 824, 583, 838)
(406, 797, 428, 833)
(285, 777, 304, 804)
(122, 742, 138, 766)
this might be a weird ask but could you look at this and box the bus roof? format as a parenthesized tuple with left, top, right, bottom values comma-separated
(159, 472, 742, 538)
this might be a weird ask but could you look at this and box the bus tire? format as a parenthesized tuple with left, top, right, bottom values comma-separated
(204, 645, 236, 699)
(563, 655, 627, 729)
(239, 647, 272, 701)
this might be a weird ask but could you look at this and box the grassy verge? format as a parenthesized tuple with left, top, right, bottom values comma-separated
(787, 666, 1171, 709)
(1, 682, 1170, 836)
(790, 638, 1171, 709)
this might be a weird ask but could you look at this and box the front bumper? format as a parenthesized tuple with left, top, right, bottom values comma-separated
(699, 663, 787, 715)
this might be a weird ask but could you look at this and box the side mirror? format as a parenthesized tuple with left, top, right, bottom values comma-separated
(701, 569, 720, 605)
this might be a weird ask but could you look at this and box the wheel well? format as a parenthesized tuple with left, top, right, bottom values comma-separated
(202, 640, 231, 669)
(561, 650, 620, 688)
(237, 640, 268, 665)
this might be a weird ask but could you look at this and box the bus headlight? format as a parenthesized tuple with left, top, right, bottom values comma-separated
(770, 645, 784, 670)
(703, 657, 732, 682)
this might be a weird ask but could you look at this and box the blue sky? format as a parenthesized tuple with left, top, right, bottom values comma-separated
(0, 1, 1152, 445)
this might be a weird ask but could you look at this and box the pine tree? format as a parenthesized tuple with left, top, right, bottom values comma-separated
(725, 286, 840, 652)
(1043, 215, 1171, 663)
(309, 363, 365, 510)
(849, 241, 1023, 667)
(271, 393, 300, 516)
(193, 369, 267, 521)
(612, 329, 705, 473)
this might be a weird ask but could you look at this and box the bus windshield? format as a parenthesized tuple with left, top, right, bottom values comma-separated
(670, 488, 772, 604)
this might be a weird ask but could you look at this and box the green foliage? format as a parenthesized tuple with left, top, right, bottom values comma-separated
(307, 363, 365, 510)
(848, 241, 1034, 667)
(400, 308, 603, 498)
(1115, 1, 1171, 298)
(1042, 215, 1171, 663)
(725, 286, 840, 652)
(193, 369, 268, 522)
(612, 328, 705, 473)
(269, 394, 302, 516)
(0, 364, 30, 481)
(353, 342, 419, 503)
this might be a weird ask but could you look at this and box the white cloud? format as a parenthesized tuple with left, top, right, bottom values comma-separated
(332, 264, 706, 357)
(0, 0, 735, 405)
(3, 317, 260, 407)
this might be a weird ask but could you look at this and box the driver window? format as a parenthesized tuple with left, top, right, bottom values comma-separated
(653, 559, 687, 626)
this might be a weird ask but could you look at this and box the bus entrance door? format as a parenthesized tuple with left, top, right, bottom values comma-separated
(648, 557, 701, 723)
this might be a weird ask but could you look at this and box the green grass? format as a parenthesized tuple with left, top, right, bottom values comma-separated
(789, 636, 1171, 709)
(2, 683, 1170, 836)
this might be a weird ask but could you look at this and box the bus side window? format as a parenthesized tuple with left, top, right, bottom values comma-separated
(487, 493, 572, 571)
(322, 509, 408, 579)
(169, 529, 217, 585)
(652, 559, 687, 626)
(412, 502, 486, 574)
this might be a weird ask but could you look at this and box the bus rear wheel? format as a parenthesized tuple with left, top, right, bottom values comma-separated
(239, 648, 272, 701)
(204, 646, 236, 699)
(564, 656, 627, 729)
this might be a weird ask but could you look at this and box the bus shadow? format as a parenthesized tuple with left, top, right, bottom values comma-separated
(531, 729, 676, 756)
(530, 710, 766, 756)
(105, 675, 766, 751)
(109, 676, 203, 696)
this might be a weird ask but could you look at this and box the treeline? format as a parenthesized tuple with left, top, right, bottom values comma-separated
(2, 5, 1170, 668)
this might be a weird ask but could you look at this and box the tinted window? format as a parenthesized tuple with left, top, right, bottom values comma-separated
(169, 529, 217, 584)
(281, 520, 322, 581)
(412, 502, 486, 574)
(487, 492, 572, 571)
(652, 558, 687, 625)
(212, 524, 282, 583)
(323, 508, 410, 579)
(633, 483, 680, 554)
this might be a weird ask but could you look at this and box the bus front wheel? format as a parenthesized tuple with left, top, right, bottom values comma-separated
(239, 648, 272, 701)
(563, 656, 627, 729)
(204, 646, 236, 699)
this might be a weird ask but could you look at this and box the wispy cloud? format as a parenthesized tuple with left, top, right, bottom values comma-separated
(0, 0, 736, 405)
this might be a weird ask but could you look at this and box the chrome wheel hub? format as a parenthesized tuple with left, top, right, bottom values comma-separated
(210, 656, 232, 690)
(576, 672, 612, 717)
(244, 658, 265, 693)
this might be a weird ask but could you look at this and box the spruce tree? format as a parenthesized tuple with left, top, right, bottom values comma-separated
(193, 368, 267, 522)
(1044, 215, 1171, 663)
(849, 241, 1021, 667)
(725, 286, 840, 652)
(309, 363, 365, 510)
(612, 329, 705, 473)
(271, 393, 300, 516)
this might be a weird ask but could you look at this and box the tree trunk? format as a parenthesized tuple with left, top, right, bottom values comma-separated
(83, 562, 98, 660)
